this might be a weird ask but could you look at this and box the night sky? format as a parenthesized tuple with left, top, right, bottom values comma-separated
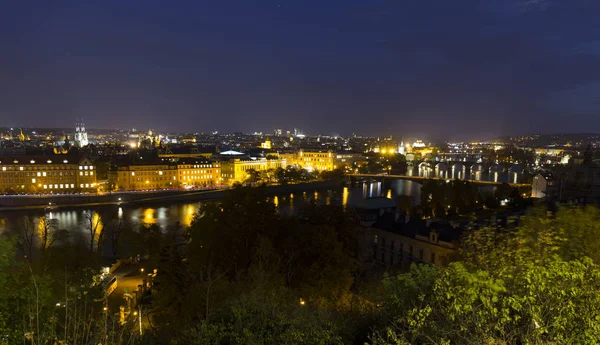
(1, 0, 600, 139)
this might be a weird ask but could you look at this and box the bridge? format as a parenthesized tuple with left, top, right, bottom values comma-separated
(347, 174, 531, 188)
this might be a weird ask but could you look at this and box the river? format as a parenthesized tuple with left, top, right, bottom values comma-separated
(0, 171, 521, 237)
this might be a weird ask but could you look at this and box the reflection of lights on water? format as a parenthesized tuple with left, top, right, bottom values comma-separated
(157, 207, 168, 222)
(325, 196, 331, 205)
(143, 209, 155, 224)
(118, 207, 123, 218)
(183, 205, 197, 226)
(386, 189, 392, 199)
(493, 172, 499, 182)
(342, 187, 348, 207)
(273, 196, 279, 207)
(290, 193, 294, 199)
(313, 191, 318, 200)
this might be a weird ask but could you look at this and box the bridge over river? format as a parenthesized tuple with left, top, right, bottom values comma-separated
(347, 174, 531, 188)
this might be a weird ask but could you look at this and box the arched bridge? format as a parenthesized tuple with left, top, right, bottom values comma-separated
(347, 174, 531, 188)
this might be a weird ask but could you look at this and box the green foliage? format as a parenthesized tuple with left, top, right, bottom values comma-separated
(372, 259, 600, 345)
(372, 205, 600, 345)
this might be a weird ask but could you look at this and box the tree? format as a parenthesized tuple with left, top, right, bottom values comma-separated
(104, 217, 127, 257)
(371, 205, 600, 344)
(244, 169, 262, 185)
(37, 216, 64, 251)
(82, 210, 103, 253)
(17, 217, 35, 260)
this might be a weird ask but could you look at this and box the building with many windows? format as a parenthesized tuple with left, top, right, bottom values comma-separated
(109, 163, 178, 191)
(220, 158, 286, 184)
(279, 150, 334, 172)
(0, 155, 96, 194)
(177, 159, 221, 187)
(108, 158, 222, 191)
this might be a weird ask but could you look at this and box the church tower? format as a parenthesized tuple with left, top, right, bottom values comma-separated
(74, 118, 89, 147)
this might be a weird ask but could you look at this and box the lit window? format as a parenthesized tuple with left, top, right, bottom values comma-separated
(1, 167, 4, 171)
(19, 167, 23, 171)
(32, 178, 36, 183)
(43, 172, 46, 176)
(85, 184, 89, 188)
(54, 184, 58, 189)
(70, 184, 74, 188)
(159, 171, 163, 175)
(131, 172, 135, 176)
(91, 183, 95, 187)
(84, 166, 88, 170)
(79, 166, 83, 170)
(37, 172, 41, 177)
(90, 171, 93, 176)
(80, 184, 83, 188)
(80, 171, 83, 176)
(43, 185, 47, 189)
(60, 184, 64, 189)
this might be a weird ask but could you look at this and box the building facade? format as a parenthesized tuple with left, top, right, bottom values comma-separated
(0, 156, 96, 194)
(220, 158, 286, 184)
(109, 163, 178, 191)
(108, 159, 222, 191)
(280, 150, 334, 172)
(368, 227, 456, 267)
(177, 159, 221, 187)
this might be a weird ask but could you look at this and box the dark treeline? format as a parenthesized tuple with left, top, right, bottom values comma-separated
(2, 186, 600, 344)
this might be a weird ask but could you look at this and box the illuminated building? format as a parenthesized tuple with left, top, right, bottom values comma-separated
(18, 128, 30, 141)
(279, 150, 334, 172)
(109, 163, 177, 191)
(412, 140, 426, 148)
(177, 159, 221, 187)
(74, 119, 89, 147)
(220, 158, 287, 184)
(108, 159, 221, 190)
(398, 140, 406, 155)
(260, 139, 272, 149)
(0, 155, 97, 194)
(334, 153, 363, 169)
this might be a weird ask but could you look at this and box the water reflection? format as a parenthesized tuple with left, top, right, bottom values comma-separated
(143, 208, 155, 224)
(0, 179, 473, 240)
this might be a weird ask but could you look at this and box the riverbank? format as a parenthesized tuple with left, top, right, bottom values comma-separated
(0, 180, 344, 211)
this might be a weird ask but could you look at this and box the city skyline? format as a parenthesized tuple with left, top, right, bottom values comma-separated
(2, 1, 600, 139)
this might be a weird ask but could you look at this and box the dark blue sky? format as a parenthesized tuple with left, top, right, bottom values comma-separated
(1, 0, 600, 139)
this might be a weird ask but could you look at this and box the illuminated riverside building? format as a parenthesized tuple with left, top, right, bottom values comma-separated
(220, 158, 286, 184)
(0, 156, 96, 194)
(108, 159, 221, 191)
(177, 159, 221, 187)
(279, 150, 334, 172)
(109, 163, 177, 191)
